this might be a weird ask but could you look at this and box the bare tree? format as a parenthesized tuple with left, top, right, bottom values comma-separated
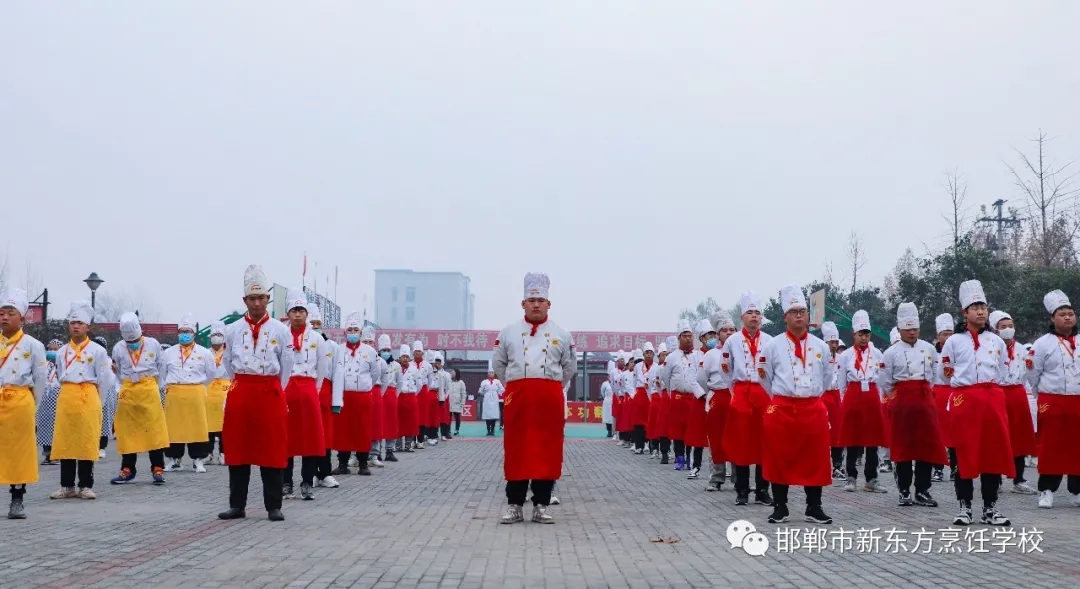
(1006, 130, 1080, 268)
(92, 292, 163, 322)
(822, 261, 835, 286)
(846, 232, 867, 296)
(23, 256, 43, 299)
(942, 170, 969, 250)
(678, 297, 721, 325)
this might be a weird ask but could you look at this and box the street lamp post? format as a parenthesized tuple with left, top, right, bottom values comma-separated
(84, 272, 104, 309)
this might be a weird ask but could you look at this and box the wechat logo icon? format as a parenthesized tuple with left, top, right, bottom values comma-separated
(726, 520, 770, 557)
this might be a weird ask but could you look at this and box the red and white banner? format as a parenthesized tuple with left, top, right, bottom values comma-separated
(462, 400, 603, 423)
(323, 329, 672, 352)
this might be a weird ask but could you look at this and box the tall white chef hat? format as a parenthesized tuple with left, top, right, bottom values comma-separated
(712, 310, 735, 330)
(890, 327, 901, 345)
(665, 335, 678, 350)
(308, 304, 323, 323)
(780, 284, 807, 313)
(434, 351, 444, 362)
(424, 350, 434, 363)
(487, 359, 494, 373)
(740, 291, 761, 314)
(631, 349, 644, 361)
(642, 341, 654, 353)
(0, 288, 29, 317)
(345, 311, 362, 329)
(657, 342, 668, 354)
(896, 302, 919, 330)
(958, 280, 987, 309)
(523, 272, 551, 300)
(210, 320, 227, 337)
(821, 321, 839, 342)
(616, 351, 627, 363)
(67, 300, 93, 324)
(286, 288, 308, 312)
(412, 340, 424, 353)
(243, 264, 269, 296)
(988, 310, 1012, 329)
(361, 325, 376, 342)
(676, 319, 693, 335)
(377, 334, 391, 350)
(119, 312, 142, 342)
(851, 310, 871, 333)
(935, 313, 955, 334)
(1044, 290, 1072, 315)
(178, 313, 197, 331)
(399, 344, 411, 357)
(694, 319, 714, 338)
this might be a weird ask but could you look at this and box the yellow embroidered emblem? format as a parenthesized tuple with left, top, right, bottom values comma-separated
(766, 405, 777, 414)
(1039, 403, 1049, 414)
(22, 351, 31, 360)
(551, 339, 560, 347)
(952, 394, 963, 407)
(270, 339, 278, 346)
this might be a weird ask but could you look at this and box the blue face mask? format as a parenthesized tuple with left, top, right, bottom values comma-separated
(126, 340, 142, 350)
(46, 351, 57, 361)
(178, 333, 194, 345)
(380, 352, 392, 361)
(706, 338, 719, 349)
(346, 333, 361, 344)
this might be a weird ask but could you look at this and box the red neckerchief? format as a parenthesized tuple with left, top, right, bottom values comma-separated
(699, 346, 708, 353)
(1058, 334, 1076, 352)
(679, 345, 693, 355)
(244, 313, 270, 347)
(786, 330, 807, 367)
(969, 329, 982, 351)
(524, 315, 544, 336)
(742, 328, 759, 359)
(643, 360, 653, 370)
(854, 344, 868, 371)
(487, 378, 494, 383)
(1006, 340, 1015, 361)
(346, 342, 361, 357)
(290, 324, 305, 353)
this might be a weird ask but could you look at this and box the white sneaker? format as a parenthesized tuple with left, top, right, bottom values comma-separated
(1038, 490, 1054, 508)
(319, 476, 340, 488)
(166, 458, 182, 472)
(219, 453, 225, 465)
(193, 459, 206, 473)
(370, 458, 384, 468)
(428, 439, 438, 446)
(98, 449, 106, 459)
(348, 456, 360, 468)
(1072, 493, 1080, 507)
(1012, 481, 1037, 495)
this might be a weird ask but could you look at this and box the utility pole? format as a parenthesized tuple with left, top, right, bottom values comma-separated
(977, 199, 1022, 259)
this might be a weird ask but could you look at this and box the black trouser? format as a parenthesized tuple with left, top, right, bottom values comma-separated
(317, 449, 332, 479)
(831, 447, 844, 469)
(773, 484, 822, 508)
(228, 465, 283, 511)
(506, 479, 555, 506)
(687, 447, 704, 469)
(164, 442, 210, 460)
(896, 460, 933, 495)
(605, 424, 613, 436)
(1012, 456, 1027, 484)
(99, 436, 108, 450)
(734, 464, 768, 495)
(486, 419, 497, 434)
(499, 402, 504, 426)
(633, 425, 646, 450)
(672, 439, 685, 457)
(209, 432, 224, 454)
(1037, 474, 1080, 493)
(43, 445, 51, 459)
(955, 472, 1001, 508)
(121, 449, 166, 476)
(658, 437, 670, 455)
(60, 459, 94, 489)
(336, 449, 366, 469)
(10, 484, 26, 499)
(452, 412, 462, 431)
(286, 456, 318, 486)
(846, 446, 879, 481)
(440, 423, 452, 438)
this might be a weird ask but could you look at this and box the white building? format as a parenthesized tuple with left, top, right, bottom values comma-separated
(373, 269, 475, 331)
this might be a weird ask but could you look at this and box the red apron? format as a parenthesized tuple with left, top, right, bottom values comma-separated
(503, 378, 564, 481)
(667, 392, 692, 440)
(418, 386, 438, 428)
(821, 389, 842, 447)
(838, 381, 887, 448)
(397, 393, 418, 437)
(683, 394, 709, 448)
(632, 388, 651, 427)
(285, 376, 326, 457)
(950, 383, 1015, 479)
(318, 379, 334, 451)
(881, 393, 894, 448)
(646, 394, 663, 439)
(370, 385, 383, 442)
(333, 389, 373, 453)
(763, 396, 832, 486)
(888, 380, 947, 464)
(222, 374, 288, 468)
(1036, 393, 1080, 475)
(722, 381, 769, 465)
(933, 384, 954, 447)
(441, 395, 452, 426)
(381, 387, 399, 440)
(1003, 384, 1036, 456)
(706, 389, 731, 464)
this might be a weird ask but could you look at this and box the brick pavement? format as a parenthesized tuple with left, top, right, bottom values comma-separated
(2, 431, 1079, 588)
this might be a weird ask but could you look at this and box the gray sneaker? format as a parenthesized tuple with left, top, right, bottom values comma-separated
(531, 505, 555, 524)
(7, 498, 25, 520)
(863, 479, 888, 493)
(300, 483, 314, 501)
(500, 505, 524, 524)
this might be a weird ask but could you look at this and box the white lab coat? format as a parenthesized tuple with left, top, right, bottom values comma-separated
(600, 380, 613, 425)
(478, 378, 504, 421)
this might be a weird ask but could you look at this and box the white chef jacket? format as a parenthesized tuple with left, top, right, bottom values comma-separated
(758, 332, 830, 398)
(1026, 332, 1080, 395)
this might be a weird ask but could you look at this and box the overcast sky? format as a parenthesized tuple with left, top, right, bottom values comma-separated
(4, 2, 1079, 331)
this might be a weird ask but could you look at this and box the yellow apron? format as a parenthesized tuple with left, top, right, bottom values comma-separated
(52, 382, 103, 461)
(165, 383, 210, 443)
(0, 385, 39, 485)
(206, 378, 230, 432)
(115, 378, 170, 454)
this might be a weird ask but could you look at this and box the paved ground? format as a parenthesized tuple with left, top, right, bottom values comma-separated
(3, 428, 1080, 588)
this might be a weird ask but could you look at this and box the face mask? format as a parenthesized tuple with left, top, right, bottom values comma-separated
(46, 351, 57, 362)
(311, 328, 322, 334)
(178, 333, 194, 345)
(126, 340, 142, 350)
(210, 335, 225, 345)
(380, 352, 392, 361)
(346, 333, 361, 344)
(706, 338, 719, 349)
(999, 328, 1016, 341)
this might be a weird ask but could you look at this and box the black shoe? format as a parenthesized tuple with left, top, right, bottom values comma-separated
(331, 465, 350, 476)
(267, 509, 285, 522)
(735, 492, 749, 506)
(767, 504, 790, 523)
(384, 451, 399, 463)
(915, 491, 938, 507)
(898, 491, 914, 506)
(218, 508, 246, 520)
(931, 469, 944, 483)
(754, 491, 773, 506)
(357, 467, 372, 476)
(659, 455, 669, 465)
(804, 506, 833, 524)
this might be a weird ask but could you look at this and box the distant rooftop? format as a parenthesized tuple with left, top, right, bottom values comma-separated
(375, 269, 470, 277)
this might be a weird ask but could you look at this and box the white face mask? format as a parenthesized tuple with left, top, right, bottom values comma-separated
(999, 328, 1016, 341)
(210, 335, 225, 345)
